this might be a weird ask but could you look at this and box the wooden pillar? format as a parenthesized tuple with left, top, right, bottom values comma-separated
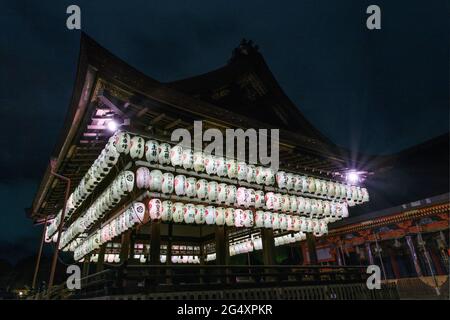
(119, 231, 131, 264)
(405, 235, 422, 277)
(129, 230, 136, 261)
(334, 246, 343, 266)
(82, 254, 91, 278)
(32, 216, 48, 290)
(166, 223, 173, 285)
(301, 242, 309, 265)
(199, 226, 205, 284)
(215, 226, 228, 265)
(306, 233, 318, 265)
(166, 223, 173, 264)
(96, 245, 106, 273)
(365, 242, 374, 265)
(389, 248, 401, 279)
(429, 247, 444, 275)
(215, 226, 229, 284)
(261, 228, 275, 265)
(149, 221, 161, 265)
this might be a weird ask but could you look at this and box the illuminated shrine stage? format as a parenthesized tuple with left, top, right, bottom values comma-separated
(28, 35, 448, 300)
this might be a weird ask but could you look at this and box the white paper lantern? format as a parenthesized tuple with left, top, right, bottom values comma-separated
(136, 167, 151, 189)
(207, 181, 218, 202)
(237, 162, 247, 181)
(148, 199, 162, 220)
(276, 171, 287, 189)
(149, 170, 163, 192)
(170, 145, 183, 167)
(264, 168, 275, 186)
(254, 211, 265, 228)
(183, 204, 195, 224)
(181, 148, 194, 170)
(145, 140, 159, 163)
(114, 132, 131, 154)
(158, 143, 171, 165)
(161, 201, 173, 222)
(215, 207, 225, 225)
(225, 185, 237, 204)
(217, 183, 227, 203)
(272, 213, 280, 230)
(242, 210, 254, 228)
(172, 202, 184, 223)
(193, 152, 205, 172)
(185, 177, 197, 197)
(205, 206, 216, 225)
(226, 159, 237, 179)
(174, 175, 186, 196)
(194, 205, 206, 224)
(161, 172, 174, 194)
(130, 136, 145, 159)
(255, 190, 264, 208)
(264, 212, 273, 228)
(215, 157, 227, 177)
(196, 179, 208, 199)
(246, 165, 256, 183)
(204, 154, 217, 175)
(255, 166, 265, 184)
(225, 208, 235, 226)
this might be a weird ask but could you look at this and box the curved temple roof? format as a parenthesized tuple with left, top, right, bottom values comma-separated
(29, 33, 364, 221)
(167, 39, 332, 144)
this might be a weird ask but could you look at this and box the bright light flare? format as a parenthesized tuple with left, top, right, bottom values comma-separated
(346, 171, 360, 184)
(107, 120, 118, 132)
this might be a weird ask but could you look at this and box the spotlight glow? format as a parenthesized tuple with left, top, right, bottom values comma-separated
(346, 171, 360, 184)
(107, 120, 118, 132)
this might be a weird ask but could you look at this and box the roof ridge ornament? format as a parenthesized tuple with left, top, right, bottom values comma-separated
(229, 38, 260, 63)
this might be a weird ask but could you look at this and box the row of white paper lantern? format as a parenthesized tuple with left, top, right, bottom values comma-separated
(113, 131, 364, 201)
(87, 234, 308, 263)
(67, 171, 349, 252)
(71, 193, 341, 258)
(49, 132, 135, 240)
(73, 202, 145, 260)
(264, 192, 350, 217)
(206, 253, 216, 262)
(147, 198, 335, 233)
(274, 232, 307, 246)
(137, 167, 265, 206)
(228, 232, 308, 256)
(229, 239, 255, 256)
(73, 203, 332, 260)
(64, 137, 121, 224)
(58, 171, 135, 248)
(170, 255, 201, 264)
(138, 167, 350, 218)
(275, 171, 368, 202)
(112, 132, 277, 184)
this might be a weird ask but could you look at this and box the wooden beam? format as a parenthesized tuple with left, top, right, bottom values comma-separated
(136, 107, 149, 118)
(82, 254, 91, 278)
(98, 95, 125, 116)
(149, 221, 161, 265)
(164, 118, 182, 130)
(215, 226, 228, 265)
(306, 233, 318, 264)
(119, 230, 131, 263)
(150, 113, 166, 125)
(96, 245, 106, 273)
(261, 228, 275, 265)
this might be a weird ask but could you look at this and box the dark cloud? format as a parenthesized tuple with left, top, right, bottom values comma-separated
(0, 0, 448, 261)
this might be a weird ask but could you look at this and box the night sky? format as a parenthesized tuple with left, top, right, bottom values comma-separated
(0, 0, 448, 263)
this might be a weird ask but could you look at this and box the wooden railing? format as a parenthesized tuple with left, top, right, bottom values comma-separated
(383, 275, 449, 300)
(31, 264, 399, 300)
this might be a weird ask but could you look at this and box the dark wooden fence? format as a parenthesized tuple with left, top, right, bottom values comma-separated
(33, 264, 399, 300)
